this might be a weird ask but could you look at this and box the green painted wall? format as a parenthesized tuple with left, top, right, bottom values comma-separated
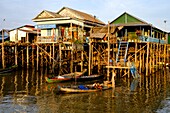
(168, 35, 170, 44)
(111, 13, 144, 24)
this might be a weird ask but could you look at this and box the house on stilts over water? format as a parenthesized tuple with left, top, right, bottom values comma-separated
(89, 12, 170, 79)
(32, 7, 105, 74)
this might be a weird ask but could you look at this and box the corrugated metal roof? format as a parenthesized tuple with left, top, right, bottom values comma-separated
(58, 7, 105, 25)
(33, 7, 105, 25)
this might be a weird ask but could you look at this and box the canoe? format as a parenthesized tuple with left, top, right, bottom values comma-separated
(0, 65, 18, 74)
(58, 83, 112, 93)
(76, 74, 104, 81)
(45, 69, 87, 83)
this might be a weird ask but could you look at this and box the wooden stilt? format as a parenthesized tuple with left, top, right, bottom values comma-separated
(15, 29, 18, 66)
(88, 29, 92, 75)
(26, 33, 29, 68)
(2, 29, 5, 69)
(70, 23, 73, 73)
(107, 22, 110, 81)
(146, 42, 149, 76)
(32, 46, 34, 68)
(36, 45, 39, 71)
(139, 45, 142, 73)
(22, 50, 24, 67)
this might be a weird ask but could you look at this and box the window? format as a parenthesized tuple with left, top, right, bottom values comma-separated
(47, 29, 51, 36)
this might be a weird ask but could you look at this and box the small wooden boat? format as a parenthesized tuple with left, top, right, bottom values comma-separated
(45, 69, 87, 83)
(0, 65, 18, 74)
(76, 74, 104, 81)
(58, 83, 112, 93)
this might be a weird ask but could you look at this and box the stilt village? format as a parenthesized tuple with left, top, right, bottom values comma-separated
(0, 6, 170, 82)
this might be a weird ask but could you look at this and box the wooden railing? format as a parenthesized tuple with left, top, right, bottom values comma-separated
(36, 36, 56, 43)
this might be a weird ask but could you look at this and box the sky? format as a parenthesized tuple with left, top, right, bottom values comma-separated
(0, 0, 170, 32)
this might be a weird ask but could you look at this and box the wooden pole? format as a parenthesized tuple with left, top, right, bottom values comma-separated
(53, 43, 55, 72)
(88, 29, 92, 75)
(15, 29, 18, 66)
(149, 43, 152, 73)
(164, 44, 166, 67)
(32, 45, 34, 68)
(26, 33, 29, 68)
(59, 42, 62, 74)
(81, 50, 83, 71)
(158, 44, 161, 69)
(107, 22, 110, 81)
(156, 43, 158, 71)
(146, 42, 149, 76)
(153, 44, 155, 73)
(22, 50, 24, 67)
(36, 45, 39, 71)
(50, 45, 52, 64)
(71, 23, 73, 73)
(1, 33, 4, 69)
(135, 42, 137, 63)
(139, 45, 142, 73)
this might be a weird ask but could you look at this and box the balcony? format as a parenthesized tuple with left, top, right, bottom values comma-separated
(36, 36, 57, 43)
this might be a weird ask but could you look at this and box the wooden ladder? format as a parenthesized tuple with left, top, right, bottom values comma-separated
(116, 41, 129, 66)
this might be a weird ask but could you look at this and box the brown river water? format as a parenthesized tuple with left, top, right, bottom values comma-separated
(0, 68, 169, 113)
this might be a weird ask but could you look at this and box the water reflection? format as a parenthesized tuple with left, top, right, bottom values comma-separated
(0, 69, 168, 112)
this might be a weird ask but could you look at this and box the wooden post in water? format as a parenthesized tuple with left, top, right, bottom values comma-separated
(1, 29, 5, 69)
(26, 33, 29, 68)
(156, 43, 158, 71)
(36, 45, 39, 71)
(22, 50, 24, 67)
(70, 23, 73, 73)
(146, 42, 149, 76)
(15, 29, 18, 66)
(59, 42, 62, 74)
(88, 29, 92, 75)
(158, 44, 161, 69)
(167, 45, 169, 65)
(164, 44, 166, 67)
(149, 43, 152, 73)
(52, 43, 55, 70)
(32, 45, 34, 68)
(139, 45, 142, 73)
(153, 44, 155, 73)
(81, 50, 83, 71)
(107, 22, 110, 81)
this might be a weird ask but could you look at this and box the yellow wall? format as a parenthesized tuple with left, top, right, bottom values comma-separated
(41, 30, 47, 36)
